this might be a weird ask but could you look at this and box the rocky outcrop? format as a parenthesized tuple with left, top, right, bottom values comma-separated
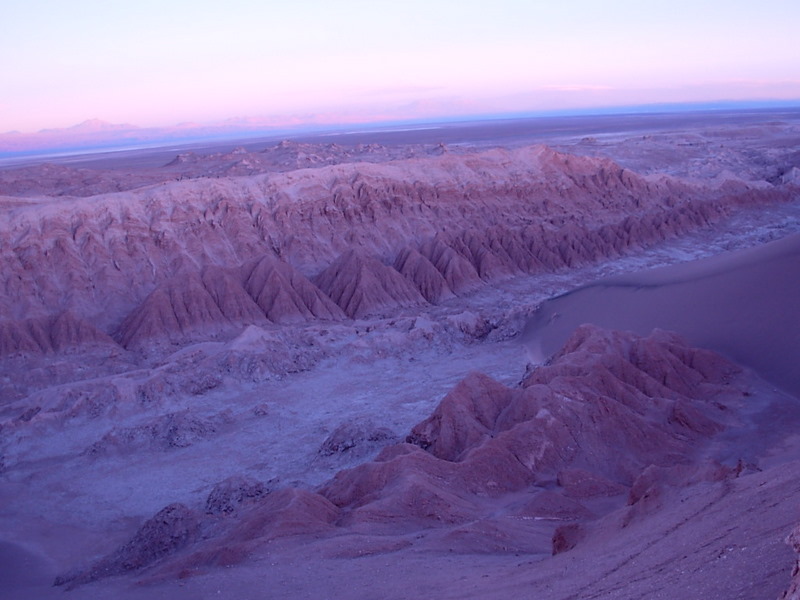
(55, 503, 202, 588)
(393, 247, 455, 303)
(417, 237, 484, 293)
(314, 250, 428, 318)
(51, 325, 760, 584)
(781, 525, 800, 600)
(406, 372, 514, 462)
(116, 256, 345, 346)
(522, 231, 800, 397)
(318, 419, 397, 457)
(86, 410, 227, 454)
(319, 325, 740, 528)
(0, 311, 119, 357)
(242, 254, 344, 323)
(1, 145, 787, 334)
(116, 272, 233, 347)
(200, 265, 266, 324)
(56, 488, 339, 586)
(205, 475, 269, 515)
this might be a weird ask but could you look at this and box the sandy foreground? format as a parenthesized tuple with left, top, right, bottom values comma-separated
(1, 110, 800, 599)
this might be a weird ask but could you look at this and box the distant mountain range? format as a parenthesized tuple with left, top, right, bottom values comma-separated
(3, 100, 798, 159)
(0, 118, 307, 158)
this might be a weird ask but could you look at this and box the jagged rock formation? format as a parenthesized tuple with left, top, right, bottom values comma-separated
(393, 247, 455, 303)
(200, 265, 267, 324)
(522, 231, 800, 397)
(54, 503, 202, 589)
(1, 145, 789, 340)
(0, 311, 118, 357)
(321, 325, 739, 528)
(116, 272, 234, 347)
(242, 254, 344, 323)
(315, 250, 428, 318)
(116, 256, 344, 347)
(56, 488, 339, 586)
(54, 324, 753, 587)
(7, 118, 798, 599)
(417, 237, 484, 293)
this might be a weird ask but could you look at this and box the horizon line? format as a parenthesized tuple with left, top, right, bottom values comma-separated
(2, 99, 800, 164)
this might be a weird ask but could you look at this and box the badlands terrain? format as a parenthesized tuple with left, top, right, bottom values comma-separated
(1, 109, 800, 599)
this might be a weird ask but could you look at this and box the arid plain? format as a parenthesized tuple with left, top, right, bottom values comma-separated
(2, 109, 800, 599)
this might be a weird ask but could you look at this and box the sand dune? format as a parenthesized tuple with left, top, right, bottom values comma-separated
(523, 232, 800, 396)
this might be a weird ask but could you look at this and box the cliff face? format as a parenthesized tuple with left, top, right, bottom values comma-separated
(0, 145, 790, 349)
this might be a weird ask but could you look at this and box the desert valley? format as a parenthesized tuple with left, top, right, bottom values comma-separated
(1, 109, 800, 599)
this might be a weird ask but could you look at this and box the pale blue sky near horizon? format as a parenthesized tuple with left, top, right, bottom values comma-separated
(2, 0, 799, 132)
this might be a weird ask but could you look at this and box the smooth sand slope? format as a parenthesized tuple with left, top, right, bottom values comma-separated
(524, 232, 800, 397)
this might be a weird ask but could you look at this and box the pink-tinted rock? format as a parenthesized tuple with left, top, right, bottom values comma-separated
(201, 265, 266, 324)
(448, 231, 518, 280)
(393, 246, 455, 303)
(1, 144, 787, 344)
(242, 254, 344, 323)
(116, 272, 229, 347)
(417, 237, 483, 294)
(172, 489, 339, 573)
(319, 326, 739, 532)
(407, 372, 515, 462)
(314, 249, 427, 318)
(0, 311, 118, 357)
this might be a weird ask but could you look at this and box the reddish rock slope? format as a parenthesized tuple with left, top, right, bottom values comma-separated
(0, 311, 119, 357)
(322, 326, 739, 527)
(56, 325, 755, 585)
(242, 254, 345, 323)
(314, 250, 428, 318)
(1, 145, 789, 343)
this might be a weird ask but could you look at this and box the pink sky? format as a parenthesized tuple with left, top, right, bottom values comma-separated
(2, 0, 799, 133)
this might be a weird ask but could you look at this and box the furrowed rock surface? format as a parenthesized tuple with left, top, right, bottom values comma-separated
(199, 266, 267, 325)
(54, 503, 202, 588)
(417, 237, 484, 293)
(393, 247, 455, 303)
(56, 488, 340, 586)
(115, 256, 345, 346)
(54, 324, 761, 588)
(116, 272, 233, 348)
(5, 119, 799, 599)
(0, 311, 119, 357)
(320, 325, 740, 528)
(314, 250, 428, 318)
(0, 145, 789, 340)
(242, 254, 345, 323)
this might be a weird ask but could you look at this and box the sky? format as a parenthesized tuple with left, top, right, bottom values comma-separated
(2, 0, 800, 133)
